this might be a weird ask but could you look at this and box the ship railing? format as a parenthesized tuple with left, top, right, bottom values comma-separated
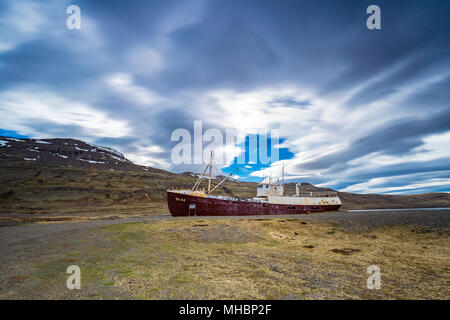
(296, 191, 338, 197)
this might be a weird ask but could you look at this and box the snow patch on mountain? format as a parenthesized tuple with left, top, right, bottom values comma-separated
(91, 144, 124, 158)
(34, 140, 51, 144)
(77, 158, 105, 164)
(6, 138, 25, 142)
(110, 154, 126, 162)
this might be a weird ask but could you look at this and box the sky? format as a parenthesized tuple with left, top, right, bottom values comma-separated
(0, 0, 449, 194)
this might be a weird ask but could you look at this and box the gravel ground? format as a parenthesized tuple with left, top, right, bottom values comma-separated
(0, 208, 449, 299)
(1, 209, 449, 248)
(300, 209, 450, 232)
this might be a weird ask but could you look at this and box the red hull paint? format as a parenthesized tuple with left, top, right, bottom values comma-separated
(167, 191, 341, 217)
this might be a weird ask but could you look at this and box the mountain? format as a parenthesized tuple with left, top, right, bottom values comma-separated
(0, 136, 257, 224)
(0, 136, 164, 172)
(0, 136, 449, 225)
(337, 191, 450, 210)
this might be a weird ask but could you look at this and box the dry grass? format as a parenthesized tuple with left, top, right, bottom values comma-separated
(0, 162, 254, 224)
(2, 161, 449, 224)
(12, 218, 449, 300)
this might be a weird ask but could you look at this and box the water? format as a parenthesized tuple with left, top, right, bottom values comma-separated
(347, 207, 450, 212)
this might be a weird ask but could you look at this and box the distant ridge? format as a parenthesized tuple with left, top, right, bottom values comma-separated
(1, 136, 450, 216)
(0, 136, 166, 173)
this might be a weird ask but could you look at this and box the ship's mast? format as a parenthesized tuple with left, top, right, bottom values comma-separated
(208, 167, 238, 194)
(192, 164, 208, 191)
(192, 151, 215, 193)
(207, 151, 213, 193)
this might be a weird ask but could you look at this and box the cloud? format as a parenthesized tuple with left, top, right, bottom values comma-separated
(340, 175, 450, 194)
(125, 47, 165, 75)
(0, 89, 131, 139)
(0, 1, 48, 52)
(0, 0, 449, 194)
(106, 73, 161, 105)
(269, 97, 312, 108)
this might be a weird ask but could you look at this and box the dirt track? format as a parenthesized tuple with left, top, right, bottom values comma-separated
(1, 209, 449, 248)
(1, 209, 449, 299)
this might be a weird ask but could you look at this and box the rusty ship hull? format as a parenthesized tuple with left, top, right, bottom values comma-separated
(167, 190, 341, 217)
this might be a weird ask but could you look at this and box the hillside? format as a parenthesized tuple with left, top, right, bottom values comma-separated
(285, 182, 450, 210)
(0, 136, 257, 224)
(1, 136, 449, 224)
(0, 136, 165, 172)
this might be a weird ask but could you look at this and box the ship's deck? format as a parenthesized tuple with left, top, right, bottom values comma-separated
(167, 189, 268, 203)
(167, 189, 342, 206)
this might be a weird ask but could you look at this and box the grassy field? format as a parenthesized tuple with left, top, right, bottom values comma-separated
(3, 217, 448, 299)
(1, 156, 449, 299)
(2, 161, 450, 227)
(0, 161, 255, 225)
(2, 138, 450, 227)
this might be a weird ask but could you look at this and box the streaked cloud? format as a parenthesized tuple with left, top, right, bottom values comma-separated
(0, 0, 449, 194)
(0, 89, 131, 139)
